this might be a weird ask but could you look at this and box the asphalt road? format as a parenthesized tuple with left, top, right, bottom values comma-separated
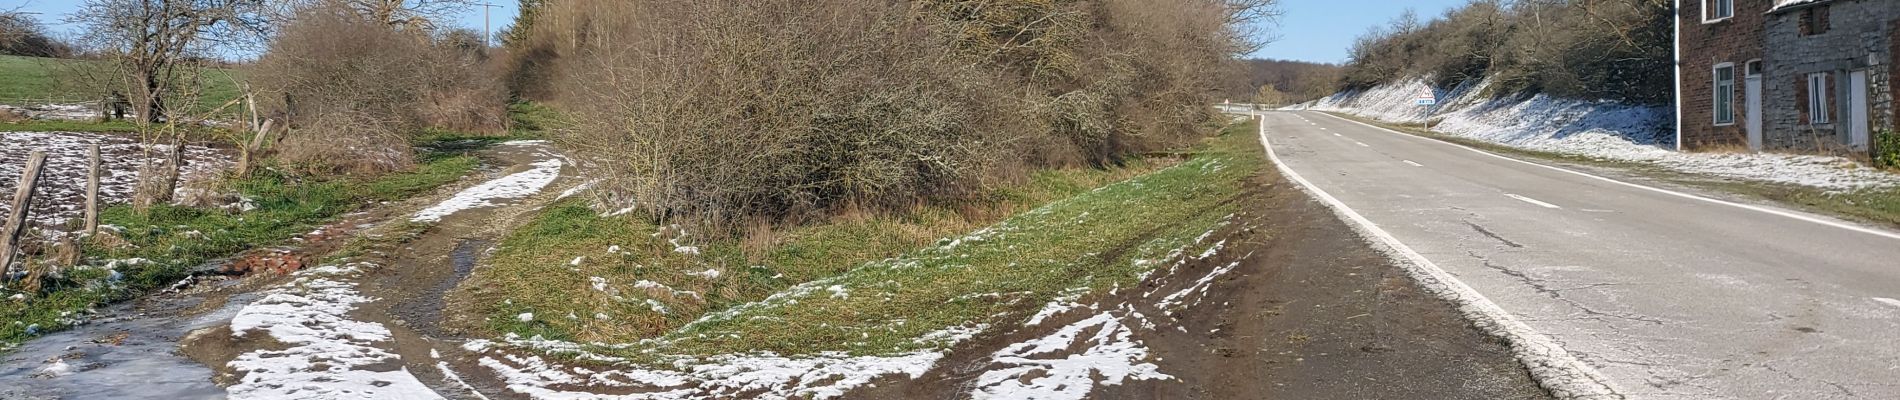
(1256, 110, 1900, 399)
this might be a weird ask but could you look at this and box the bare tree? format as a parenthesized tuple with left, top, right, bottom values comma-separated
(69, 0, 269, 123)
(68, 0, 272, 210)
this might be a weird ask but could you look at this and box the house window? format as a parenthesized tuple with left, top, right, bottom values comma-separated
(1801, 6, 1830, 36)
(1714, 63, 1736, 125)
(1705, 0, 1734, 21)
(1807, 73, 1830, 124)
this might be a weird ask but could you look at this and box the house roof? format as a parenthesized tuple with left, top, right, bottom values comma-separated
(1769, 0, 1831, 13)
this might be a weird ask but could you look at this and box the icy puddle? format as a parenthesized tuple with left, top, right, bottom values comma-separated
(0, 281, 257, 400)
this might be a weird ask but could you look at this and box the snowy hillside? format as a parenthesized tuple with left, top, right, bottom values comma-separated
(1290, 77, 1900, 191)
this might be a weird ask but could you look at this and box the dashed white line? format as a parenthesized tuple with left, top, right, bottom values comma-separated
(1333, 133, 1342, 137)
(1355, 142, 1369, 147)
(1311, 111, 1900, 242)
(1505, 194, 1562, 209)
(1403, 160, 1423, 167)
(1874, 297, 1900, 309)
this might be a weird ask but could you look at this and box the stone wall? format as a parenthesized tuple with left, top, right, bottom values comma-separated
(1762, 0, 1897, 153)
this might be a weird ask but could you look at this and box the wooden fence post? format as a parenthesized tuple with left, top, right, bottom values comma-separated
(2, 151, 50, 283)
(86, 145, 101, 236)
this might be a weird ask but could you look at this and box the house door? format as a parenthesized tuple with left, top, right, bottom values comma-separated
(1850, 70, 1871, 151)
(1746, 74, 1763, 152)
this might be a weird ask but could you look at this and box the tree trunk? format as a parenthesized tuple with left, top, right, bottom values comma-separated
(132, 135, 184, 211)
(2, 152, 49, 283)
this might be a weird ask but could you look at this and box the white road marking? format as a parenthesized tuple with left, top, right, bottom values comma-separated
(1403, 160, 1423, 167)
(1874, 297, 1900, 309)
(1355, 142, 1369, 147)
(1255, 119, 1621, 397)
(1309, 111, 1900, 242)
(1505, 194, 1562, 209)
(1333, 133, 1342, 137)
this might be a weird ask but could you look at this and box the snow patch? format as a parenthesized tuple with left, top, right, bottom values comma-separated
(1154, 261, 1239, 313)
(412, 157, 564, 222)
(471, 325, 989, 400)
(225, 263, 442, 399)
(969, 312, 1171, 399)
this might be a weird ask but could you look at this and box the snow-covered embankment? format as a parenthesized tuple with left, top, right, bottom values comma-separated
(1291, 77, 1900, 191)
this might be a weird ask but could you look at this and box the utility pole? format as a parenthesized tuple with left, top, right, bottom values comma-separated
(479, 3, 503, 48)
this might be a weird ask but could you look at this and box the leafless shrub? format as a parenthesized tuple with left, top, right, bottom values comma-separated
(276, 109, 416, 175)
(251, 2, 503, 174)
(517, 0, 1271, 229)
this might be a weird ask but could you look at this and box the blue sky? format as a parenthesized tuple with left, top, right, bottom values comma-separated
(1249, 0, 1469, 64)
(10, 0, 522, 43)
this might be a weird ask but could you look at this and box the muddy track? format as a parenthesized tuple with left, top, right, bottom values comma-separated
(168, 141, 572, 399)
(854, 162, 1551, 399)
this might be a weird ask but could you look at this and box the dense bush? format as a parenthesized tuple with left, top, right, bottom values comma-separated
(508, 0, 1265, 229)
(251, 4, 505, 175)
(1876, 129, 1900, 169)
(1340, 0, 1671, 105)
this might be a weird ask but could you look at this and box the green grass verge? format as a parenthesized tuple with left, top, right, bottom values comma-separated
(0, 55, 245, 116)
(0, 119, 139, 133)
(0, 148, 480, 348)
(1322, 111, 1900, 229)
(466, 121, 1262, 359)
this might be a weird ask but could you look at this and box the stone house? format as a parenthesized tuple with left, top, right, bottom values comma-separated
(1759, 0, 1896, 153)
(1678, 0, 1897, 154)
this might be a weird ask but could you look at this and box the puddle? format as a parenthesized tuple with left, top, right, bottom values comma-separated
(392, 239, 492, 335)
(0, 289, 257, 399)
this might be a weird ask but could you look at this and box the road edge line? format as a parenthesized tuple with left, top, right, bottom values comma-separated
(1252, 114, 1623, 400)
(1310, 111, 1900, 241)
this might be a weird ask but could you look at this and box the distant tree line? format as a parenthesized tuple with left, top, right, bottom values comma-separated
(1222, 58, 1341, 106)
(1340, 0, 1671, 105)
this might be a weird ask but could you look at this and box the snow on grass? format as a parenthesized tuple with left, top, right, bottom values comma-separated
(1025, 286, 1088, 327)
(1295, 77, 1900, 191)
(411, 154, 563, 223)
(1, 131, 232, 228)
(225, 262, 442, 399)
(969, 311, 1171, 400)
(470, 325, 988, 400)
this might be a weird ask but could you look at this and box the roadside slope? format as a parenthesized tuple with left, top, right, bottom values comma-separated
(444, 121, 1552, 399)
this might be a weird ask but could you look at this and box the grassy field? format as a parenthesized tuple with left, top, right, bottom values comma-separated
(1324, 112, 1900, 230)
(0, 144, 481, 348)
(0, 54, 246, 115)
(461, 120, 1264, 359)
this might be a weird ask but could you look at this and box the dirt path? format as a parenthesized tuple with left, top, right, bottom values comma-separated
(167, 140, 573, 399)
